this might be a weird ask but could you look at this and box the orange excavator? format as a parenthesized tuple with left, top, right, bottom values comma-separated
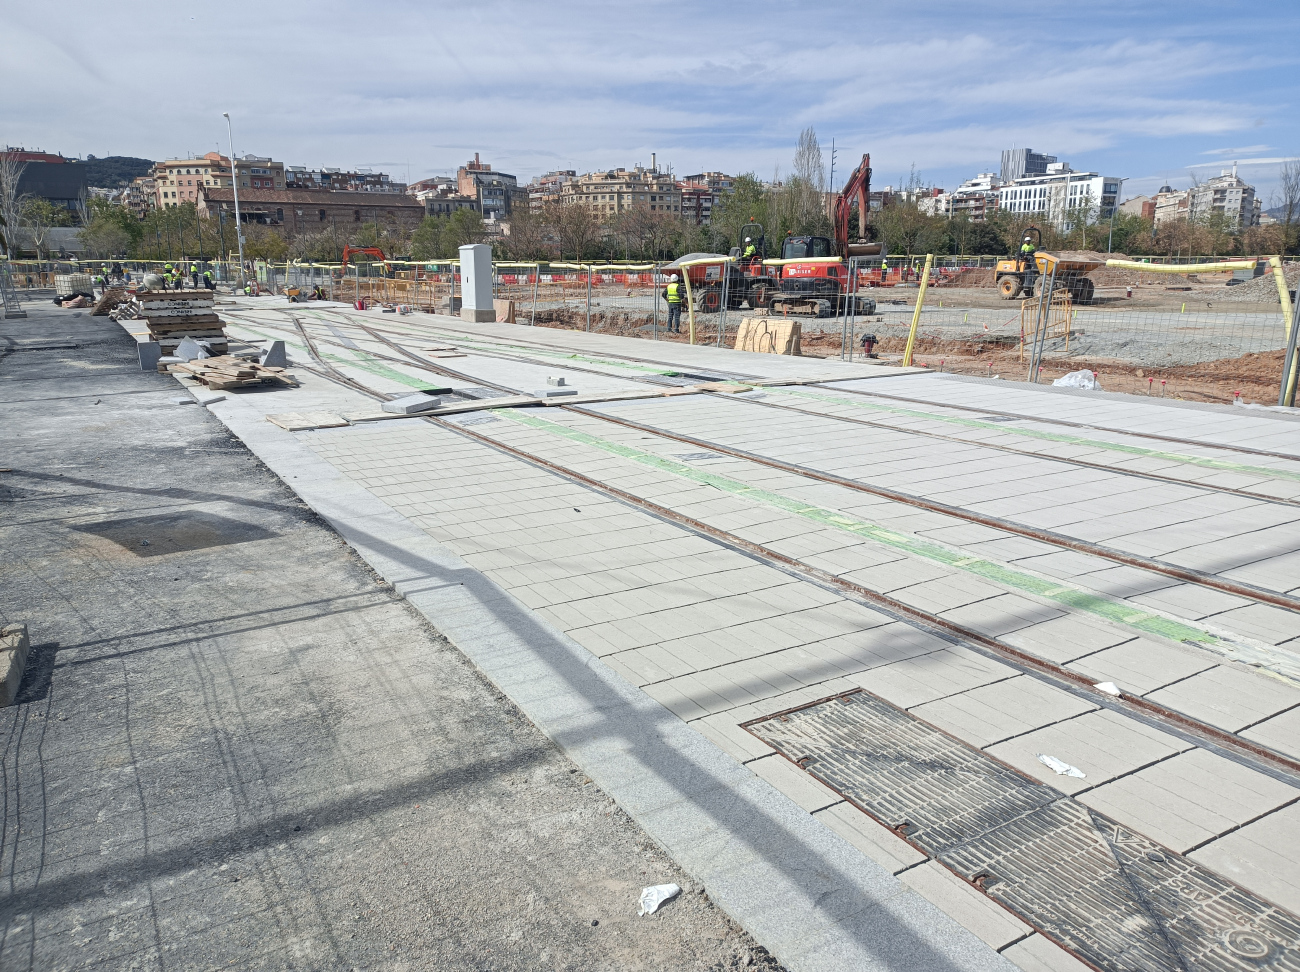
(340, 246, 390, 275)
(769, 153, 884, 317)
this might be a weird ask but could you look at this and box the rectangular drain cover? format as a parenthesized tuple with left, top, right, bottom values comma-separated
(747, 691, 1300, 971)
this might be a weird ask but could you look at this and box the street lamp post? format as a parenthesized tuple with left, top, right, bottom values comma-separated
(222, 112, 247, 292)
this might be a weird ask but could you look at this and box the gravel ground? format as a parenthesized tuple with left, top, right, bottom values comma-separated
(0, 300, 783, 972)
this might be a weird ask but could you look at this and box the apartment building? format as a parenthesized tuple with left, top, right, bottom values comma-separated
(561, 164, 681, 216)
(152, 153, 284, 209)
(457, 154, 527, 219)
(1000, 148, 1057, 184)
(528, 170, 577, 211)
(285, 167, 404, 193)
(997, 163, 1120, 225)
(1189, 168, 1260, 228)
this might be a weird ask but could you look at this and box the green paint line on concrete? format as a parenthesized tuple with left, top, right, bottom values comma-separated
(491, 408, 1227, 649)
(318, 311, 681, 376)
(766, 386, 1300, 484)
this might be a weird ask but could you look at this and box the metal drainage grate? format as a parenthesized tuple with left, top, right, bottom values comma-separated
(747, 691, 1300, 972)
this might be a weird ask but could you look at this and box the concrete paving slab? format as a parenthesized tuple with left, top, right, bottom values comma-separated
(852, 647, 1017, 709)
(812, 803, 928, 875)
(899, 861, 1034, 950)
(910, 676, 1099, 750)
(984, 708, 1193, 795)
(1000, 933, 1095, 972)
(1063, 639, 1220, 696)
(1188, 802, 1300, 914)
(1077, 748, 1300, 853)
(1241, 706, 1300, 759)
(1144, 665, 1300, 732)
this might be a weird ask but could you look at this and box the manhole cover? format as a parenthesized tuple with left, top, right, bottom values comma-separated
(747, 692, 1300, 972)
(72, 510, 277, 557)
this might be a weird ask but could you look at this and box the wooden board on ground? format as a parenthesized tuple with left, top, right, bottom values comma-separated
(494, 299, 516, 324)
(92, 288, 129, 317)
(266, 412, 349, 431)
(734, 317, 801, 355)
(169, 354, 296, 390)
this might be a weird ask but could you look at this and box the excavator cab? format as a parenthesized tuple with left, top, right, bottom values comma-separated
(728, 219, 767, 267)
(781, 236, 833, 259)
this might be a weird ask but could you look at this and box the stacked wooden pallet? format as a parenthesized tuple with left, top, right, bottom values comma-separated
(169, 355, 297, 391)
(137, 291, 227, 354)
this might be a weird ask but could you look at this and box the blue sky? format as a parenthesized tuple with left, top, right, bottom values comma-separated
(5, 0, 1298, 204)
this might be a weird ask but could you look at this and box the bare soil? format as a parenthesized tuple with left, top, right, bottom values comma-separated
(529, 306, 1291, 407)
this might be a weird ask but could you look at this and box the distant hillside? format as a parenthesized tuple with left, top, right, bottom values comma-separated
(81, 155, 154, 189)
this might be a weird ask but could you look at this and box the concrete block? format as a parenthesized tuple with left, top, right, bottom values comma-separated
(382, 394, 443, 415)
(461, 307, 496, 323)
(0, 624, 31, 706)
(138, 341, 162, 371)
(535, 388, 577, 398)
(547, 376, 567, 386)
(260, 340, 287, 368)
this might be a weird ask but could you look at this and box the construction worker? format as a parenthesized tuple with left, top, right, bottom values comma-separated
(742, 237, 757, 261)
(244, 283, 253, 297)
(663, 273, 683, 334)
(880, 259, 888, 283)
(203, 269, 215, 290)
(1019, 236, 1037, 296)
(190, 263, 200, 288)
(164, 264, 174, 291)
(311, 284, 326, 300)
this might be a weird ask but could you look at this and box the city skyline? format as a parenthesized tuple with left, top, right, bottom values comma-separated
(4, 1, 1298, 204)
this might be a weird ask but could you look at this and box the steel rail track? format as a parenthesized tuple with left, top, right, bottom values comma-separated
(278, 322, 1300, 787)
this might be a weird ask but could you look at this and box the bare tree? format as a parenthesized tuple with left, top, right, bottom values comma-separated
(1273, 158, 1300, 252)
(0, 150, 28, 256)
(22, 198, 54, 262)
(553, 201, 599, 261)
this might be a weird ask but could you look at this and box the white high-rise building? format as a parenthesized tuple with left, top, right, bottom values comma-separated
(996, 163, 1121, 227)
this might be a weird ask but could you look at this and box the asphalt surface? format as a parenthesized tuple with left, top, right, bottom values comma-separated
(0, 298, 782, 971)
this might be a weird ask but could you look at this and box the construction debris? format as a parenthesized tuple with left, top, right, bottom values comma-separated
(130, 291, 228, 354)
(92, 288, 129, 316)
(166, 354, 297, 391)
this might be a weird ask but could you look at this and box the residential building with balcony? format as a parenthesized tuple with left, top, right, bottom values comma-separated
(561, 164, 681, 216)
(457, 154, 527, 219)
(996, 163, 1120, 226)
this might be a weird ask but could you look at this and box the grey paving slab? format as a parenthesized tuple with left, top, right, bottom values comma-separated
(852, 647, 1018, 709)
(1063, 639, 1219, 696)
(812, 803, 928, 875)
(910, 676, 1098, 749)
(1000, 933, 1097, 972)
(749, 754, 843, 813)
(1188, 802, 1300, 914)
(205, 377, 1015, 972)
(1077, 748, 1300, 853)
(984, 708, 1193, 796)
(1240, 706, 1300, 759)
(898, 861, 1034, 950)
(999, 616, 1138, 665)
(1144, 665, 1300, 732)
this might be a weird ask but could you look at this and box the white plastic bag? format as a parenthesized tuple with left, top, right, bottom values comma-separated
(638, 883, 681, 916)
(1052, 369, 1098, 390)
(1037, 754, 1086, 779)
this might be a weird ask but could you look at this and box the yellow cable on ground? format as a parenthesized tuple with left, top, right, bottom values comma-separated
(1104, 259, 1257, 273)
(901, 254, 934, 367)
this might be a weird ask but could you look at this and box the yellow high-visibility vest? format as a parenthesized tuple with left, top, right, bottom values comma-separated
(666, 282, 681, 303)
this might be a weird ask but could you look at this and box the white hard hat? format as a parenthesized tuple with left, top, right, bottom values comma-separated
(668, 272, 678, 280)
(744, 237, 751, 242)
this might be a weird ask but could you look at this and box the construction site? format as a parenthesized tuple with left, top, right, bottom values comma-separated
(3, 226, 1300, 971)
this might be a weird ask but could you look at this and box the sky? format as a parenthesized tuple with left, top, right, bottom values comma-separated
(4, 0, 1299, 205)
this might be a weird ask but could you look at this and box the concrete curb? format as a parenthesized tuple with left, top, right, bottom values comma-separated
(201, 388, 1014, 972)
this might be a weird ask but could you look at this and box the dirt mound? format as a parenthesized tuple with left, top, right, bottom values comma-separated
(1216, 264, 1299, 303)
(1048, 250, 1116, 264)
(934, 267, 994, 288)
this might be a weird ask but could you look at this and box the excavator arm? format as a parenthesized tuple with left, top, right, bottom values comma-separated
(834, 154, 871, 251)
